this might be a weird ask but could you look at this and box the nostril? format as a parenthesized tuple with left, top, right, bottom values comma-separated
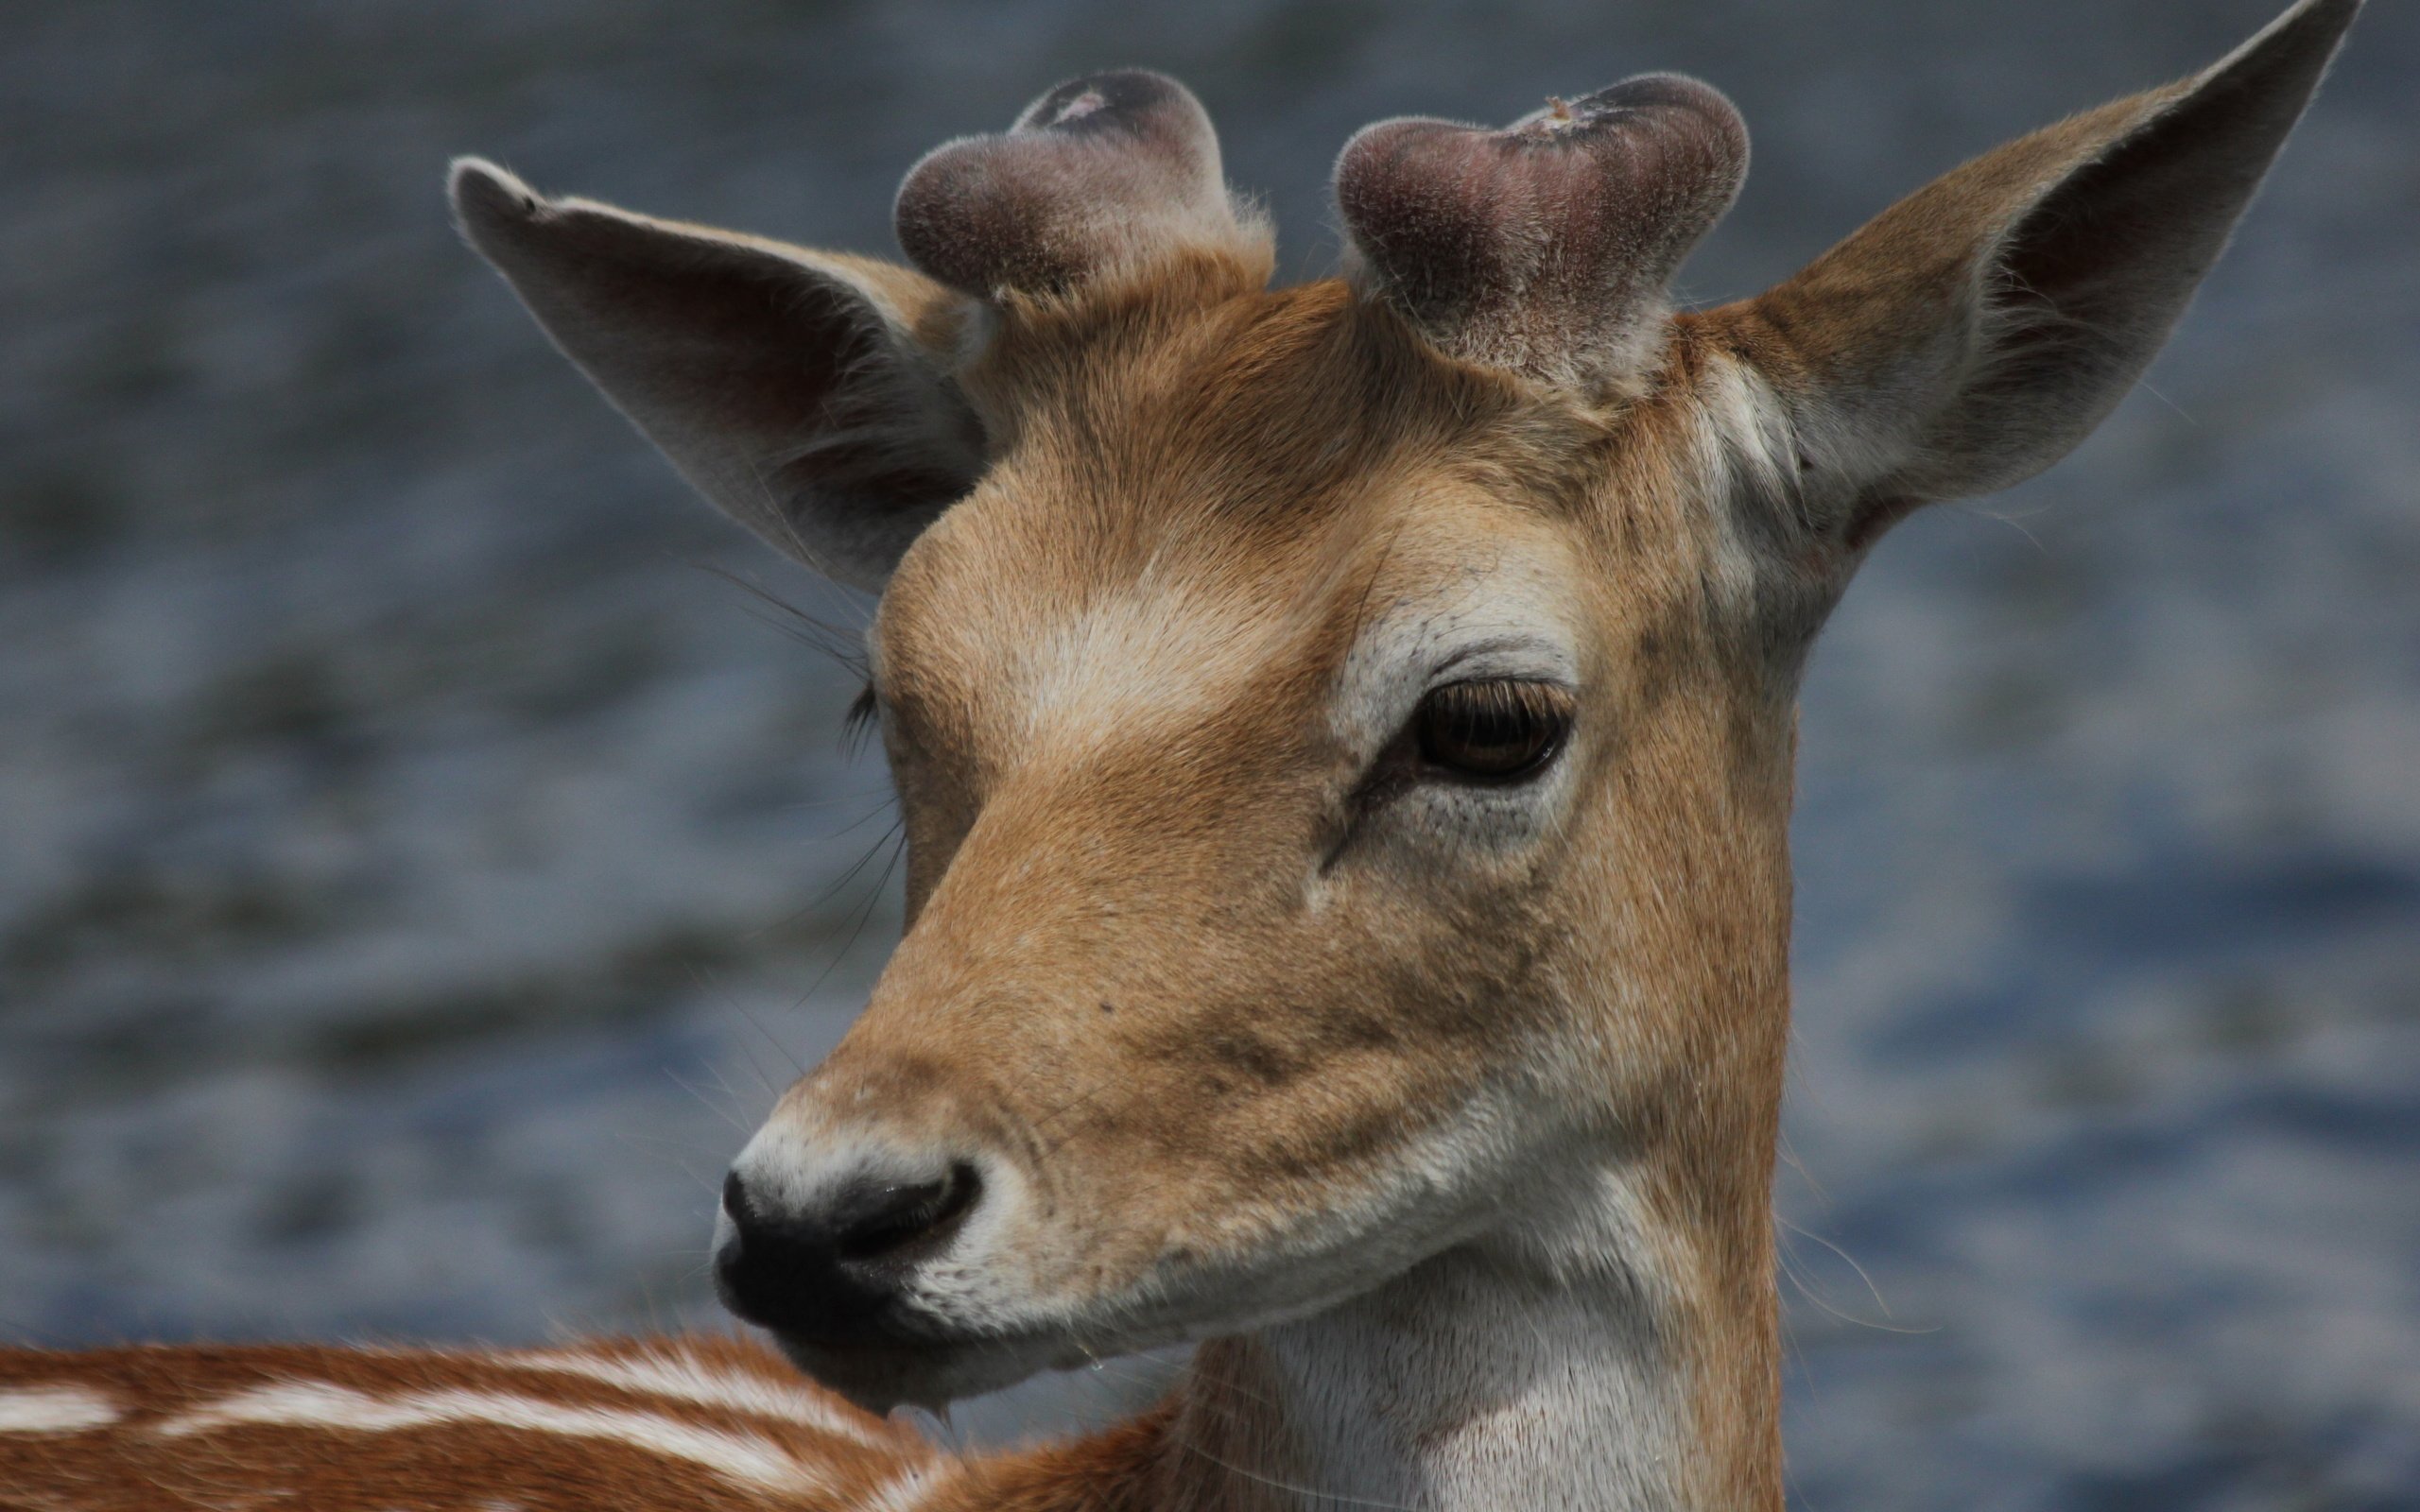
(831, 1161, 981, 1263)
(713, 1157, 983, 1343)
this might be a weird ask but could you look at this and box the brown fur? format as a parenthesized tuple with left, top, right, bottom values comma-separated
(0, 1336, 925, 1511)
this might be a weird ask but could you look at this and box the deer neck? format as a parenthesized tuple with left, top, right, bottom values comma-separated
(1163, 1143, 1781, 1512)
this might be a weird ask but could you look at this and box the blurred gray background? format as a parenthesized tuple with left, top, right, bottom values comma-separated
(4, 1, 2414, 1507)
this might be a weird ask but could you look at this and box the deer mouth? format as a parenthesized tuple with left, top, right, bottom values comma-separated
(766, 1319, 1070, 1417)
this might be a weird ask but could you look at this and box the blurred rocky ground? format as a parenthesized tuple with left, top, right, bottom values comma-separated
(3, 1, 2415, 1506)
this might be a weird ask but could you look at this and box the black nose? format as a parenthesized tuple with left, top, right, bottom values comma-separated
(714, 1162, 980, 1346)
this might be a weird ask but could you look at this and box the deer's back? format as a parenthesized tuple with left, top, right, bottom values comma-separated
(0, 1334, 935, 1511)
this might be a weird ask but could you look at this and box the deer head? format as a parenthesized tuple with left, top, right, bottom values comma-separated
(452, 4, 2359, 1505)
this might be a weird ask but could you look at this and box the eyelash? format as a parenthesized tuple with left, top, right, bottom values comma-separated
(1410, 678, 1575, 782)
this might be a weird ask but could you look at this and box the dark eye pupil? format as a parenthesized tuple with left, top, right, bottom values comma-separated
(1414, 680, 1569, 780)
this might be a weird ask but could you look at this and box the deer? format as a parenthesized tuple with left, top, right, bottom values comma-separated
(0, 1, 2363, 1507)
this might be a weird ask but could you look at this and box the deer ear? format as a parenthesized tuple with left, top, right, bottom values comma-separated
(1716, 0, 2360, 551)
(450, 159, 985, 592)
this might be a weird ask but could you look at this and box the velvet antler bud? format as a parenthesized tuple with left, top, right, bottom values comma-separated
(1335, 74, 1748, 387)
(895, 70, 1258, 299)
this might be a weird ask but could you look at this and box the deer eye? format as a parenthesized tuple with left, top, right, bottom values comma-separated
(1412, 679, 1573, 782)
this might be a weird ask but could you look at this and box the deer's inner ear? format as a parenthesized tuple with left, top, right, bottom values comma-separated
(450, 160, 984, 592)
(1707, 0, 2358, 575)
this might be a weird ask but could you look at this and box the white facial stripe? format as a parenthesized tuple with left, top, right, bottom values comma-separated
(0, 1384, 121, 1435)
(1016, 582, 1290, 747)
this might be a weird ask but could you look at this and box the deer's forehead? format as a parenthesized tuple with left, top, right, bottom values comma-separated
(873, 484, 1590, 758)
(870, 299, 1720, 739)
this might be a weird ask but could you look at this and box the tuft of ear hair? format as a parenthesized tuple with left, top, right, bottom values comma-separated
(1335, 74, 1748, 389)
(894, 69, 1265, 300)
